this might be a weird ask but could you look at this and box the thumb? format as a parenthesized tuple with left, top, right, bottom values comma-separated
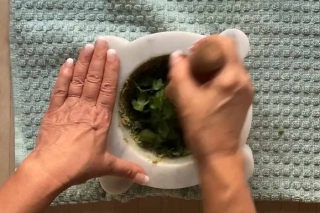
(166, 50, 198, 101)
(106, 155, 149, 185)
(168, 50, 197, 88)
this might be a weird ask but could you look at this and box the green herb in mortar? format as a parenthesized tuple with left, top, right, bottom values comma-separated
(119, 55, 190, 158)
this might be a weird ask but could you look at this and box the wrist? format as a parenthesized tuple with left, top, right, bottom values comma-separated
(0, 154, 67, 213)
(197, 150, 246, 178)
(189, 136, 240, 164)
(18, 154, 69, 195)
(197, 150, 255, 213)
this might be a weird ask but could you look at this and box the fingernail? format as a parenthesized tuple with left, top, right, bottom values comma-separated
(65, 58, 74, 68)
(170, 50, 183, 66)
(133, 173, 149, 185)
(107, 49, 117, 62)
(83, 44, 94, 56)
(95, 36, 107, 48)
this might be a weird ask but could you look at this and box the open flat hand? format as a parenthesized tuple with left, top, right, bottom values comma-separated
(23, 37, 148, 188)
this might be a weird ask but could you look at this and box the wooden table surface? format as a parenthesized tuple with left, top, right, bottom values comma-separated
(1, 0, 320, 212)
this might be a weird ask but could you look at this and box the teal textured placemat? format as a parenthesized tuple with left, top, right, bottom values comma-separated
(10, 0, 320, 204)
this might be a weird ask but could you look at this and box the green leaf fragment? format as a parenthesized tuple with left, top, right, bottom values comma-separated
(132, 99, 147, 111)
(155, 88, 165, 99)
(152, 79, 164, 90)
(137, 92, 147, 102)
(135, 82, 152, 92)
(127, 74, 189, 157)
(163, 100, 174, 119)
(149, 88, 166, 111)
(150, 96, 162, 110)
(132, 92, 149, 112)
(158, 121, 170, 138)
(139, 129, 158, 143)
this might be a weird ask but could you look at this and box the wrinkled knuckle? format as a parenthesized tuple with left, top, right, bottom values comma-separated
(100, 84, 116, 103)
(92, 53, 106, 61)
(100, 81, 116, 93)
(78, 60, 90, 68)
(86, 73, 102, 84)
(53, 88, 68, 96)
(71, 77, 84, 86)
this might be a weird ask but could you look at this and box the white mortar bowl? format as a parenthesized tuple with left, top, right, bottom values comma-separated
(99, 29, 254, 194)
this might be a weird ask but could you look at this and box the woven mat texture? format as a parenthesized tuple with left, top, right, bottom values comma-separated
(10, 0, 320, 203)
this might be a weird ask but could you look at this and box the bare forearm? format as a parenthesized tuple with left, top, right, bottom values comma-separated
(0, 158, 66, 213)
(198, 151, 256, 213)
